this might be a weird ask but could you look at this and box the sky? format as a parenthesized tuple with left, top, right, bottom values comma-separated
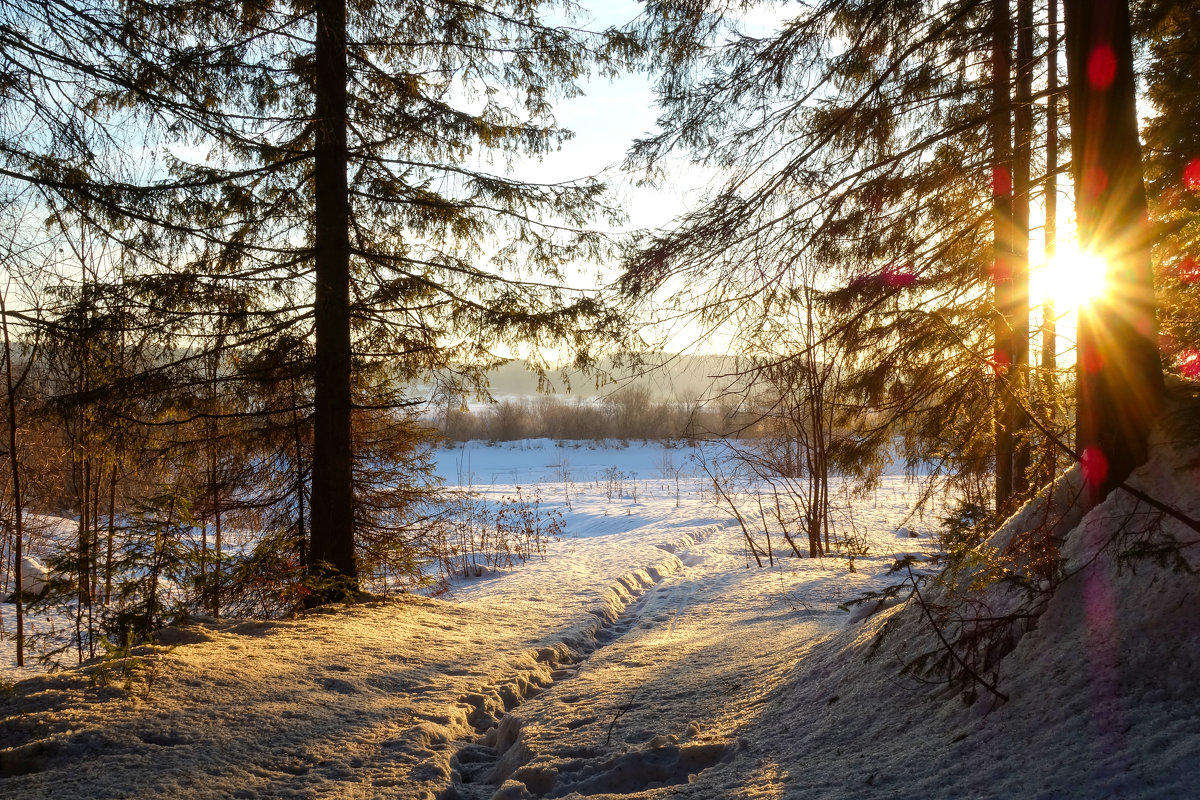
(530, 1, 791, 235)
(525, 2, 693, 235)
(516, 2, 794, 356)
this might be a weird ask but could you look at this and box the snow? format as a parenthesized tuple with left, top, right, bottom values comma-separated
(1, 411, 1199, 799)
(16, 555, 48, 596)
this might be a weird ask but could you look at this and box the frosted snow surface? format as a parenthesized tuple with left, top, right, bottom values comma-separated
(2, 431, 1199, 799)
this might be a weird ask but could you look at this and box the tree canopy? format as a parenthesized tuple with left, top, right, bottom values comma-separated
(622, 0, 1182, 516)
(1, 0, 637, 597)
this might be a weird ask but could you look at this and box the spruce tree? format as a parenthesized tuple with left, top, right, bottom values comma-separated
(623, 0, 1034, 507)
(1063, 0, 1164, 505)
(1138, 0, 1200, 376)
(1, 0, 630, 600)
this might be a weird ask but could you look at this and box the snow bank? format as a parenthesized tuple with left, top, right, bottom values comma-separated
(17, 554, 48, 596)
(719, 384, 1200, 799)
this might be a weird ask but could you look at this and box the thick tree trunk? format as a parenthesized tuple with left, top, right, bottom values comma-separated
(1062, 0, 1164, 507)
(308, 0, 358, 595)
(991, 0, 1016, 512)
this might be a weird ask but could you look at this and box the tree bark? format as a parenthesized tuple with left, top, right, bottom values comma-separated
(105, 468, 117, 605)
(308, 0, 358, 595)
(1040, 0, 1059, 485)
(1063, 0, 1164, 507)
(1, 292, 24, 667)
(991, 0, 1016, 512)
(1010, 0, 1034, 496)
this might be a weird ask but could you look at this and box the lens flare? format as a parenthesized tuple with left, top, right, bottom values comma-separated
(1032, 242, 1107, 312)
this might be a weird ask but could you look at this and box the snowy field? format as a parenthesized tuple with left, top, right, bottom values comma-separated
(1, 425, 1198, 799)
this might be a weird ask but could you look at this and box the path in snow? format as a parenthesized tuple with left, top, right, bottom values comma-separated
(442, 520, 840, 800)
(421, 441, 937, 799)
(0, 442, 939, 799)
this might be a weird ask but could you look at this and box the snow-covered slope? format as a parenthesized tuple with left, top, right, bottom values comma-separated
(714, 388, 1200, 800)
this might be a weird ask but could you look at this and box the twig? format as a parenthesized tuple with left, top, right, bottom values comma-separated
(606, 685, 642, 746)
(906, 566, 1009, 704)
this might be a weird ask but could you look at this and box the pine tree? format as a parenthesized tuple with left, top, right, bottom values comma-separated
(1063, 0, 1164, 505)
(1, 0, 631, 601)
(623, 0, 1035, 508)
(1137, 0, 1200, 376)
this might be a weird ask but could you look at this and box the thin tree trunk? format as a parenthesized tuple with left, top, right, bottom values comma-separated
(1, 292, 24, 667)
(105, 467, 117, 604)
(91, 461, 103, 604)
(204, 343, 223, 617)
(213, 502, 222, 618)
(1041, 0, 1059, 484)
(308, 0, 358, 595)
(1062, 0, 1164, 507)
(208, 418, 222, 618)
(991, 0, 1016, 512)
(74, 452, 86, 663)
(203, 433, 213, 610)
(291, 380, 308, 571)
(84, 456, 94, 658)
(1011, 0, 1034, 495)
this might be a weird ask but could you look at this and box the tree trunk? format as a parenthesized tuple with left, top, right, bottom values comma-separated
(105, 468, 117, 605)
(83, 456, 94, 658)
(75, 453, 89, 662)
(291, 379, 309, 571)
(308, 0, 358, 596)
(1, 292, 24, 667)
(91, 461, 102, 606)
(213, 506, 222, 618)
(1040, 0, 1059, 485)
(991, 0, 1016, 512)
(1010, 0, 1034, 496)
(1062, 0, 1164, 507)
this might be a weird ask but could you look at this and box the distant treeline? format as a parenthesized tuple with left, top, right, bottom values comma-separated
(430, 386, 758, 442)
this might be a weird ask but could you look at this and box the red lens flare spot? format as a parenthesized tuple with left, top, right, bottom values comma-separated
(991, 256, 1012, 284)
(1081, 446, 1109, 489)
(1088, 44, 1117, 89)
(990, 349, 1012, 375)
(883, 262, 915, 287)
(1178, 256, 1200, 283)
(1079, 344, 1104, 373)
(1183, 158, 1200, 191)
(1082, 166, 1109, 197)
(992, 166, 1012, 196)
(1180, 349, 1200, 380)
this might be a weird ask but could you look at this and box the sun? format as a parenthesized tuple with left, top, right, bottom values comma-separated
(1031, 241, 1108, 312)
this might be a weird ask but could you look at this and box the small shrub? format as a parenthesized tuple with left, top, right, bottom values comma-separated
(89, 634, 152, 693)
(938, 501, 993, 555)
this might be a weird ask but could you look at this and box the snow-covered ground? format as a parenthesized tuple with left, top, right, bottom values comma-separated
(1, 419, 1198, 798)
